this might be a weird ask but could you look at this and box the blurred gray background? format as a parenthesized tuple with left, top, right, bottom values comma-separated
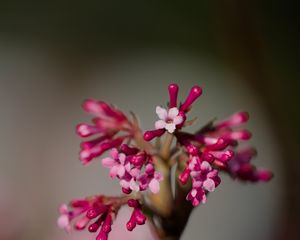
(0, 1, 299, 240)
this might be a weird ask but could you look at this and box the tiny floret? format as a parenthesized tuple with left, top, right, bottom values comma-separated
(155, 106, 183, 133)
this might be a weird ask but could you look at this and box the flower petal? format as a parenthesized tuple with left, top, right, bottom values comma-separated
(57, 214, 70, 231)
(165, 123, 176, 133)
(155, 120, 166, 129)
(200, 161, 211, 171)
(129, 179, 140, 192)
(173, 115, 183, 125)
(156, 106, 167, 120)
(102, 157, 116, 168)
(203, 178, 216, 192)
(118, 153, 126, 164)
(120, 179, 129, 188)
(110, 148, 119, 159)
(109, 165, 119, 178)
(117, 165, 125, 177)
(168, 107, 179, 119)
(149, 179, 160, 194)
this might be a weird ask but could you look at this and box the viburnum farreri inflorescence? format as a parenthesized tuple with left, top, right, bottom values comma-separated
(58, 83, 273, 240)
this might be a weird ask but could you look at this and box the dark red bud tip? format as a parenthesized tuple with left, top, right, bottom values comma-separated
(122, 187, 132, 194)
(120, 144, 139, 155)
(96, 232, 108, 240)
(102, 224, 111, 233)
(257, 169, 274, 182)
(126, 221, 136, 231)
(70, 200, 88, 207)
(202, 153, 215, 163)
(180, 85, 202, 112)
(168, 83, 179, 108)
(86, 208, 99, 219)
(186, 144, 199, 155)
(88, 223, 100, 232)
(135, 210, 146, 225)
(143, 129, 165, 141)
(127, 199, 139, 208)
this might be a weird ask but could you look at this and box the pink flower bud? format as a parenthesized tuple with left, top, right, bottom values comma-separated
(179, 168, 191, 185)
(143, 129, 165, 141)
(127, 199, 140, 208)
(168, 83, 179, 108)
(82, 99, 104, 115)
(224, 130, 252, 141)
(256, 169, 273, 182)
(75, 216, 90, 230)
(98, 102, 127, 122)
(126, 213, 137, 231)
(186, 144, 199, 155)
(134, 209, 146, 225)
(216, 112, 249, 129)
(76, 123, 101, 137)
(120, 144, 139, 155)
(180, 85, 202, 112)
(96, 231, 108, 240)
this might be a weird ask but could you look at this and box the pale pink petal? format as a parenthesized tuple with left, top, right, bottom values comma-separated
(207, 170, 218, 178)
(110, 148, 119, 159)
(203, 178, 215, 192)
(118, 153, 126, 164)
(149, 179, 160, 194)
(168, 107, 179, 119)
(190, 171, 199, 178)
(165, 123, 176, 133)
(192, 180, 202, 188)
(129, 179, 140, 192)
(117, 165, 126, 177)
(202, 194, 207, 204)
(200, 161, 211, 171)
(156, 106, 168, 120)
(173, 115, 183, 125)
(109, 165, 119, 178)
(101, 157, 116, 168)
(57, 214, 70, 231)
(155, 120, 166, 129)
(154, 172, 163, 181)
(192, 198, 200, 206)
(120, 179, 129, 188)
(59, 204, 68, 214)
(191, 189, 197, 197)
(124, 162, 131, 172)
(130, 168, 141, 177)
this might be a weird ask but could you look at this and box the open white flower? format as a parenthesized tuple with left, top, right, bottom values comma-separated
(155, 106, 183, 133)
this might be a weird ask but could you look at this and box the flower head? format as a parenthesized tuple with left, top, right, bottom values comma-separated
(102, 145, 163, 194)
(155, 106, 183, 133)
(59, 83, 273, 240)
(144, 84, 202, 140)
(77, 99, 134, 165)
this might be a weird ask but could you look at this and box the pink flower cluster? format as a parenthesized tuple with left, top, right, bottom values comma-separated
(102, 145, 163, 194)
(76, 99, 132, 165)
(57, 196, 147, 240)
(57, 196, 114, 240)
(226, 147, 273, 182)
(59, 83, 273, 240)
(144, 83, 273, 206)
(126, 199, 147, 231)
(144, 84, 202, 140)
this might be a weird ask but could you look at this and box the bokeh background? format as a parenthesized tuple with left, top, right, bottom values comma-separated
(0, 1, 299, 240)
